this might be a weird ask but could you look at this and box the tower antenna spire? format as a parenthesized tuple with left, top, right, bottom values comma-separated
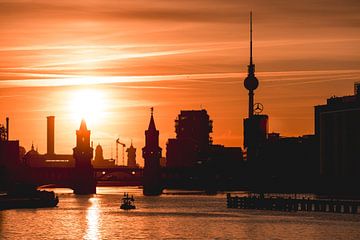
(250, 11, 253, 66)
(244, 11, 259, 118)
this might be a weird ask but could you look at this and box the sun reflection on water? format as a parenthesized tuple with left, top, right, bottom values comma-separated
(84, 197, 101, 240)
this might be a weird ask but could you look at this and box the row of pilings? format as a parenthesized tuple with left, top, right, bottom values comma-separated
(226, 193, 359, 214)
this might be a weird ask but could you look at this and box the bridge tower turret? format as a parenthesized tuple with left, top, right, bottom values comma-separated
(142, 108, 162, 195)
(73, 119, 96, 194)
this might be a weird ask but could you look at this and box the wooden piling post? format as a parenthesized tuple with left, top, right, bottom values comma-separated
(343, 203, 350, 214)
(351, 204, 358, 214)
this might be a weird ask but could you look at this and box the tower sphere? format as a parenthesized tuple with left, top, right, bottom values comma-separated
(244, 75, 259, 91)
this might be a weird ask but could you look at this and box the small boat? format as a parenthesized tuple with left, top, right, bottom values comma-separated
(120, 193, 136, 210)
(0, 184, 59, 210)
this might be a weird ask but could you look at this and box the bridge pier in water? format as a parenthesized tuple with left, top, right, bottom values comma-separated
(73, 168, 96, 195)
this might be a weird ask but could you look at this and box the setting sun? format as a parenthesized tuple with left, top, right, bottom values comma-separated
(68, 88, 108, 127)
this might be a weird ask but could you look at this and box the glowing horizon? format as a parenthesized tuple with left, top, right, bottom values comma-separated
(1, 0, 360, 166)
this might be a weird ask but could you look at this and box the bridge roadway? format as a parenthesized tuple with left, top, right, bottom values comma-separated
(94, 166, 143, 175)
(22, 166, 204, 191)
(22, 166, 143, 190)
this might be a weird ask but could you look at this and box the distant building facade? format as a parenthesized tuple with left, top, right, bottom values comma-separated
(315, 82, 360, 178)
(93, 143, 115, 168)
(166, 109, 243, 168)
(257, 133, 319, 187)
(23, 116, 74, 168)
(209, 145, 243, 164)
(126, 142, 137, 168)
(166, 110, 213, 167)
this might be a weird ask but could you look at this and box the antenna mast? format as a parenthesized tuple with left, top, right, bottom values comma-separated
(250, 11, 253, 66)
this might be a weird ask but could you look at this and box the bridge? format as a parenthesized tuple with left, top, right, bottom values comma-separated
(22, 166, 143, 190)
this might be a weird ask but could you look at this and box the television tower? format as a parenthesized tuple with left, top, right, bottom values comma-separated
(243, 12, 268, 162)
(244, 11, 259, 118)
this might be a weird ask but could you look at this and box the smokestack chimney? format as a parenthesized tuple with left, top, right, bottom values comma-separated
(47, 116, 55, 155)
(6, 117, 9, 141)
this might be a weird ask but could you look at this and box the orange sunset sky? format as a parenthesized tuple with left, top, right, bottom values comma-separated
(0, 0, 359, 166)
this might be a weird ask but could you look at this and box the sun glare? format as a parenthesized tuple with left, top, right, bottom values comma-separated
(68, 88, 108, 127)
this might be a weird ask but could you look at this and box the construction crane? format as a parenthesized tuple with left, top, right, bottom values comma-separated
(116, 138, 126, 166)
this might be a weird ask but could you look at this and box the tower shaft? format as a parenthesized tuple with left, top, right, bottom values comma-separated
(249, 90, 254, 118)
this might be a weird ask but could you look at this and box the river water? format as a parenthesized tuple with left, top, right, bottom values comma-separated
(1, 187, 360, 239)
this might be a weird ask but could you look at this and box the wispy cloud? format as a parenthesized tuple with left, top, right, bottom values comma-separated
(1, 69, 359, 88)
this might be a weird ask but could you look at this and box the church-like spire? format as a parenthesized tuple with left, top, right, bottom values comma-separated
(79, 119, 88, 131)
(148, 107, 157, 131)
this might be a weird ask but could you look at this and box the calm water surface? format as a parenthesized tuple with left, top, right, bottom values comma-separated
(1, 187, 360, 239)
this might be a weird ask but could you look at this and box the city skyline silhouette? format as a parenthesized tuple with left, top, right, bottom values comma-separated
(1, 1, 360, 166)
(1, 2, 360, 239)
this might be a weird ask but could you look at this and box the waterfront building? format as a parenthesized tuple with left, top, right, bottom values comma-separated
(0, 117, 20, 189)
(166, 109, 213, 167)
(257, 133, 319, 191)
(164, 109, 244, 190)
(315, 82, 360, 178)
(142, 108, 162, 195)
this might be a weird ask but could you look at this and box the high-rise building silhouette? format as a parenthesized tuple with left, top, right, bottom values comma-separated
(126, 141, 137, 168)
(165, 109, 243, 190)
(167, 110, 213, 167)
(175, 110, 213, 148)
(142, 108, 162, 195)
(315, 82, 360, 178)
(73, 119, 96, 194)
